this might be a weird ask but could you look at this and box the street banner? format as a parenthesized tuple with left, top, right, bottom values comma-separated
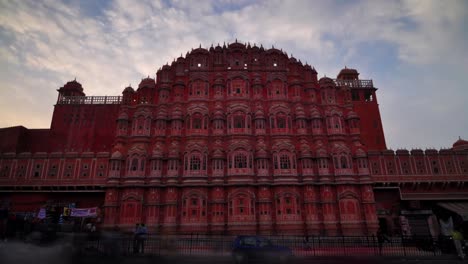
(70, 207, 98, 217)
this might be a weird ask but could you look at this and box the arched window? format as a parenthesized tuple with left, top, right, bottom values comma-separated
(190, 80, 208, 97)
(193, 117, 202, 129)
(190, 156, 201, 170)
(234, 153, 247, 168)
(277, 117, 286, 128)
(333, 154, 351, 170)
(229, 193, 254, 217)
(131, 158, 138, 171)
(340, 156, 348, 169)
(234, 116, 244, 128)
(128, 154, 146, 176)
(182, 194, 207, 221)
(277, 194, 300, 217)
(185, 151, 207, 175)
(280, 154, 291, 169)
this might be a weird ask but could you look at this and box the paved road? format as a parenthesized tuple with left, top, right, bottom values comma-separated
(77, 255, 463, 264)
(0, 241, 463, 264)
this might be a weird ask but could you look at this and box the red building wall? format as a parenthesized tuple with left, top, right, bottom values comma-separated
(0, 41, 467, 235)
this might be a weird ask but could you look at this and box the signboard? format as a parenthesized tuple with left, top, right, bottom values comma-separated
(70, 207, 98, 217)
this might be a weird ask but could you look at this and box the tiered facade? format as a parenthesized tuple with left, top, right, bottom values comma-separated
(0, 41, 467, 236)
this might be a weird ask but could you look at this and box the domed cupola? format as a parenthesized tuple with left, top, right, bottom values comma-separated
(122, 85, 135, 94)
(58, 79, 85, 97)
(318, 76, 334, 86)
(453, 137, 468, 150)
(138, 77, 155, 90)
(337, 67, 359, 80)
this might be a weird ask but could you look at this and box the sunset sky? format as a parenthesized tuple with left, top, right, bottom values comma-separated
(0, 0, 467, 149)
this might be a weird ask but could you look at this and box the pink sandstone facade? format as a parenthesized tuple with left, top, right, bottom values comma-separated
(0, 41, 467, 236)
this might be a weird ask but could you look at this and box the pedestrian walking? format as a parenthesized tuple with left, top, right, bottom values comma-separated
(452, 228, 466, 260)
(136, 223, 148, 254)
(377, 227, 390, 255)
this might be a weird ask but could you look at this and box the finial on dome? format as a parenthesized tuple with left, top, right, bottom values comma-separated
(235, 38, 237, 43)
(199, 43, 201, 48)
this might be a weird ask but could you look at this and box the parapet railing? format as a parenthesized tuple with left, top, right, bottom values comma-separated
(334, 79, 374, 88)
(57, 96, 122, 105)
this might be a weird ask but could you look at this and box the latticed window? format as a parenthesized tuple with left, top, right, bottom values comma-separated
(280, 154, 291, 169)
(193, 118, 202, 129)
(234, 116, 244, 128)
(234, 153, 247, 168)
(341, 156, 348, 168)
(131, 158, 138, 171)
(190, 156, 201, 170)
(111, 160, 121, 171)
(277, 117, 286, 128)
(312, 119, 321, 129)
(318, 158, 328, 169)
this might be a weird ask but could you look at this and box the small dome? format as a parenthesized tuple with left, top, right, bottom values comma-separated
(310, 108, 322, 119)
(338, 67, 359, 75)
(111, 151, 123, 160)
(152, 148, 164, 158)
(191, 46, 209, 54)
(253, 78, 263, 85)
(138, 77, 155, 89)
(299, 149, 313, 158)
(228, 41, 246, 50)
(118, 111, 129, 120)
(123, 86, 134, 93)
(61, 79, 83, 92)
(213, 110, 224, 119)
(256, 149, 268, 158)
(212, 149, 224, 159)
(319, 77, 334, 85)
(214, 78, 224, 85)
(453, 137, 468, 150)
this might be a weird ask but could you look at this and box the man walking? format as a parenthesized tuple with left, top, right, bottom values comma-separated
(136, 223, 148, 254)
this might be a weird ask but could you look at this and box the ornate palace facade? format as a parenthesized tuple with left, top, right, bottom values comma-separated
(0, 41, 467, 235)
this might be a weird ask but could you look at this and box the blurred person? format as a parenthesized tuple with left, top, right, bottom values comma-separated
(136, 223, 148, 254)
(133, 223, 140, 254)
(452, 228, 466, 260)
(377, 227, 390, 255)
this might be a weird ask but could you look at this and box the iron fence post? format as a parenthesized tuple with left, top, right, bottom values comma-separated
(312, 235, 315, 257)
(402, 234, 406, 257)
(189, 233, 193, 255)
(342, 236, 346, 255)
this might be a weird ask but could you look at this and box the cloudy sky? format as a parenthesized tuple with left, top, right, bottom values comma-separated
(0, 0, 467, 150)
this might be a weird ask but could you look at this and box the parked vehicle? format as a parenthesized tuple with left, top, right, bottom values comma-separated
(232, 236, 293, 264)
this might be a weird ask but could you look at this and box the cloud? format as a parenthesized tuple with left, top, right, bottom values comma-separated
(0, 0, 467, 148)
